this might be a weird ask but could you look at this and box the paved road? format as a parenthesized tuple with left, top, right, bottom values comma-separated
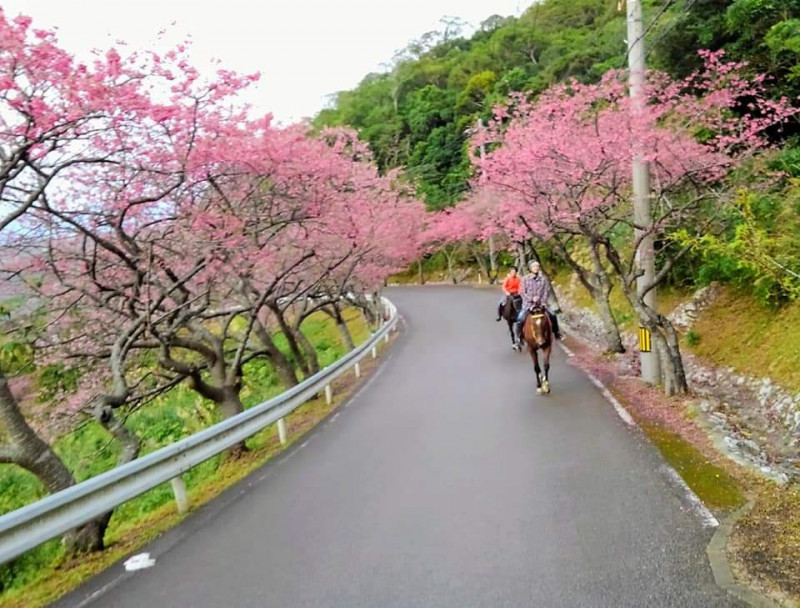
(55, 287, 741, 608)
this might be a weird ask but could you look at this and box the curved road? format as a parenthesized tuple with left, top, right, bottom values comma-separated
(56, 287, 741, 607)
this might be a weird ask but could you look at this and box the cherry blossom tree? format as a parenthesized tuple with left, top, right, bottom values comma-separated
(0, 8, 424, 559)
(0, 9, 183, 551)
(471, 52, 796, 393)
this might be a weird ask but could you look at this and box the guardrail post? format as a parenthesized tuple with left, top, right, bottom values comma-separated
(384, 333, 389, 344)
(354, 362, 361, 379)
(277, 418, 287, 445)
(324, 384, 333, 405)
(371, 346, 377, 359)
(170, 477, 189, 514)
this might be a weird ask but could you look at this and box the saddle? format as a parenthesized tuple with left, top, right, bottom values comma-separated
(504, 294, 522, 311)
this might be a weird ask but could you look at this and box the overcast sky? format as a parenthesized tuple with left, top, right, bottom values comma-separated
(2, 0, 534, 124)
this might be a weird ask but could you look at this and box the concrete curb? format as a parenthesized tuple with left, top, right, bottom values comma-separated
(707, 501, 787, 608)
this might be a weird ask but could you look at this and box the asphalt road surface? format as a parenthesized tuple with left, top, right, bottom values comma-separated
(55, 286, 742, 608)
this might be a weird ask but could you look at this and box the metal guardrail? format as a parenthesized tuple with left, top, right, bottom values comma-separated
(0, 298, 399, 565)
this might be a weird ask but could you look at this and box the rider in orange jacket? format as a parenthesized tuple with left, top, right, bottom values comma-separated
(496, 268, 521, 321)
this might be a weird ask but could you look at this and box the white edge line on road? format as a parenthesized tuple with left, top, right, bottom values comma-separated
(557, 341, 719, 529)
(558, 341, 575, 358)
(661, 466, 720, 528)
(75, 580, 120, 608)
(559, 341, 634, 427)
(344, 351, 395, 408)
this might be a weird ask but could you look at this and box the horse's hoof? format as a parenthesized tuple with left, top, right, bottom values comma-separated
(536, 388, 543, 394)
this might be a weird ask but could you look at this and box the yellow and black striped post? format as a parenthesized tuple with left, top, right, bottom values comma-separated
(638, 327, 652, 353)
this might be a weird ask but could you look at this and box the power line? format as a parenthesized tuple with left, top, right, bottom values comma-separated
(624, 0, 678, 63)
(622, 0, 700, 62)
(645, 0, 700, 58)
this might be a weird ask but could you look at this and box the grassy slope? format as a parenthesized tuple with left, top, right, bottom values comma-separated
(552, 270, 800, 392)
(688, 289, 800, 392)
(0, 308, 371, 604)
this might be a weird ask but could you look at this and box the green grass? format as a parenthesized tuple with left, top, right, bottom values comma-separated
(0, 307, 371, 603)
(688, 288, 800, 392)
(641, 422, 745, 511)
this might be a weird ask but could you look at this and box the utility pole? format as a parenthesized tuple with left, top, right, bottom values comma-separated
(626, 0, 661, 384)
(488, 233, 497, 279)
(478, 119, 498, 281)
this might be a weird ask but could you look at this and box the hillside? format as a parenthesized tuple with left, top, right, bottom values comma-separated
(315, 0, 800, 209)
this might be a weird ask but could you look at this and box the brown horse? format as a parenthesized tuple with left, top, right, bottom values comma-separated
(521, 304, 553, 394)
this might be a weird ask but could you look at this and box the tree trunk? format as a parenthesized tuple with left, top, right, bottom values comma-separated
(418, 260, 424, 285)
(219, 388, 244, 419)
(586, 245, 626, 354)
(488, 235, 498, 283)
(352, 293, 378, 330)
(625, 290, 689, 395)
(90, 406, 143, 545)
(598, 240, 689, 395)
(269, 304, 310, 376)
(660, 317, 689, 395)
(220, 388, 247, 458)
(472, 247, 490, 284)
(0, 372, 104, 553)
(293, 326, 320, 376)
(546, 236, 625, 354)
(328, 304, 355, 351)
(445, 249, 456, 284)
(517, 242, 527, 270)
(592, 288, 626, 354)
(253, 318, 299, 389)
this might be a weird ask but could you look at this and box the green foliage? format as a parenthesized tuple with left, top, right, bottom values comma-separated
(315, 0, 644, 208)
(0, 342, 33, 376)
(674, 186, 800, 304)
(654, 0, 800, 110)
(686, 330, 701, 347)
(316, 0, 799, 210)
(36, 364, 80, 403)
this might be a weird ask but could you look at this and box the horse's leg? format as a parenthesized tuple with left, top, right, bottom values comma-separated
(507, 319, 515, 346)
(531, 347, 543, 394)
(542, 345, 552, 394)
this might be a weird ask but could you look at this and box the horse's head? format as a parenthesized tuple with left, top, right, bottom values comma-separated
(524, 304, 551, 347)
(528, 303, 546, 315)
